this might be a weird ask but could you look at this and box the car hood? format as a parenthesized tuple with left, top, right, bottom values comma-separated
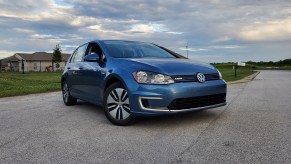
(116, 58, 217, 75)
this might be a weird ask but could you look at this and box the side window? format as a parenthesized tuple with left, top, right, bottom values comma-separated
(87, 43, 103, 56)
(69, 50, 77, 63)
(86, 43, 106, 61)
(72, 44, 87, 62)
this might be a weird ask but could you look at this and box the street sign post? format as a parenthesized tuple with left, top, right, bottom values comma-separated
(238, 62, 246, 66)
(235, 62, 246, 77)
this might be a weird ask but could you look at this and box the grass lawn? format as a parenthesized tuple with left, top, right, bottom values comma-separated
(0, 66, 255, 98)
(0, 72, 62, 98)
(214, 64, 255, 82)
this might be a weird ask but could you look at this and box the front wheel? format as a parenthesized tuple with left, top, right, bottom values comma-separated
(62, 80, 77, 106)
(103, 82, 135, 126)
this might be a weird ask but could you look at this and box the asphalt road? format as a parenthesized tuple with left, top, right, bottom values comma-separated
(0, 70, 290, 164)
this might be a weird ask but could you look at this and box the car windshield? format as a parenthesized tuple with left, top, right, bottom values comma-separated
(103, 40, 176, 58)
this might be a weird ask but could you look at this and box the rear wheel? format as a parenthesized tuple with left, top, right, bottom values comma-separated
(104, 82, 135, 126)
(62, 80, 77, 106)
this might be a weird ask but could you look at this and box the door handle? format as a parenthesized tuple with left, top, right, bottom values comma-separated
(79, 67, 84, 70)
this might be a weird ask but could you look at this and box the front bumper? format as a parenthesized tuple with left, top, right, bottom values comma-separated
(139, 96, 226, 112)
(125, 78, 227, 116)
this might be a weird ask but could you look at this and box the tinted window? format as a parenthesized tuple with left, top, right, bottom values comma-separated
(87, 43, 103, 56)
(72, 44, 87, 62)
(103, 41, 176, 58)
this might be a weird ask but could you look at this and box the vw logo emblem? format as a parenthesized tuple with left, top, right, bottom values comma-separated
(196, 72, 205, 83)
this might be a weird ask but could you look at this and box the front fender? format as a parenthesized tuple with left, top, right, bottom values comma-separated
(103, 73, 131, 93)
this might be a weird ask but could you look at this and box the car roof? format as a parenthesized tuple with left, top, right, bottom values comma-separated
(90, 40, 149, 44)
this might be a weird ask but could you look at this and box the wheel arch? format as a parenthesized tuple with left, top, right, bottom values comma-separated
(61, 75, 71, 89)
(61, 76, 66, 88)
(61, 77, 65, 83)
(104, 74, 128, 93)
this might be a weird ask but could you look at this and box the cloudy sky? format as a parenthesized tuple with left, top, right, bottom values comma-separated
(0, 0, 290, 62)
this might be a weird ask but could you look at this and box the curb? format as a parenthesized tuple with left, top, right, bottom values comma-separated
(227, 71, 260, 85)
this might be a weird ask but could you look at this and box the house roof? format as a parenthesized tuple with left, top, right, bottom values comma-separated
(1, 55, 19, 62)
(1, 52, 71, 62)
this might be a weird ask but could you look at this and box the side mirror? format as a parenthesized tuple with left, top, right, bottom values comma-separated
(84, 53, 100, 62)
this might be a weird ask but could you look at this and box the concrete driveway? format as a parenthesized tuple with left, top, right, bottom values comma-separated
(0, 70, 290, 163)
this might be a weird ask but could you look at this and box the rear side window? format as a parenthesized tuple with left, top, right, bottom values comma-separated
(72, 44, 87, 62)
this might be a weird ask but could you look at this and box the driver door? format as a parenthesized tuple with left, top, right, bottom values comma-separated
(77, 43, 107, 105)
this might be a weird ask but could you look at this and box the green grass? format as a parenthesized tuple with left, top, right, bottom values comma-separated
(0, 72, 62, 98)
(214, 64, 255, 82)
(0, 66, 255, 98)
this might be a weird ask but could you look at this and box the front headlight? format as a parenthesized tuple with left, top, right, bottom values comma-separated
(132, 71, 174, 84)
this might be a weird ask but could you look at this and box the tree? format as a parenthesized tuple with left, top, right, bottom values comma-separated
(52, 44, 62, 69)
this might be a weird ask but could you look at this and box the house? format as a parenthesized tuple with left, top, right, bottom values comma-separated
(0, 52, 70, 72)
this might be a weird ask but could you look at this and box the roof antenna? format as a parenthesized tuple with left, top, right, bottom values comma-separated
(186, 42, 188, 58)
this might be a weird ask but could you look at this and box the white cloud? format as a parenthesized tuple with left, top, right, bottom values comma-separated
(237, 17, 291, 41)
(13, 28, 34, 33)
(212, 36, 231, 42)
(209, 45, 243, 49)
(31, 34, 54, 39)
(129, 23, 183, 35)
(0, 50, 15, 59)
(69, 16, 99, 27)
(61, 44, 78, 48)
(87, 24, 125, 37)
(1, 0, 291, 62)
(179, 45, 242, 52)
(130, 24, 156, 33)
(87, 23, 182, 38)
(60, 44, 78, 52)
(179, 47, 208, 51)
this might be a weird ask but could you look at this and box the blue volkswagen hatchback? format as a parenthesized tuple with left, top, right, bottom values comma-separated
(62, 40, 227, 125)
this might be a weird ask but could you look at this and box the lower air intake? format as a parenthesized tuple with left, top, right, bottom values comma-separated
(168, 93, 226, 110)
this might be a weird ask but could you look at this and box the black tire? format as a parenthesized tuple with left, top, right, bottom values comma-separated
(62, 80, 77, 106)
(103, 82, 135, 126)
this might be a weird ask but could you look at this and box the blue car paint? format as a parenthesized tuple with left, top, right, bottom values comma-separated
(62, 40, 227, 116)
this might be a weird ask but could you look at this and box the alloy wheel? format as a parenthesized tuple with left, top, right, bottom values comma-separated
(107, 88, 131, 120)
(62, 83, 69, 103)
